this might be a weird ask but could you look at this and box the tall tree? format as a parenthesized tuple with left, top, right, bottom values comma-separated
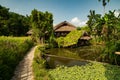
(98, 0, 110, 14)
(30, 9, 53, 44)
(0, 5, 30, 36)
(101, 11, 119, 41)
(0, 5, 9, 36)
(87, 10, 101, 33)
(44, 11, 54, 46)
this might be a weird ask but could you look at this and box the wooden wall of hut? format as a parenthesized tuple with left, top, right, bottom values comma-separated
(54, 31, 70, 37)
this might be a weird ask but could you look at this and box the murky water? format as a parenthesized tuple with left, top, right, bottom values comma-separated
(45, 45, 102, 68)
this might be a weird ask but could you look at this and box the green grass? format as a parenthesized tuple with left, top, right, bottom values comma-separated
(0, 36, 33, 80)
(48, 61, 120, 80)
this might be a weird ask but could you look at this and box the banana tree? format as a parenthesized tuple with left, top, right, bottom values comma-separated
(98, 0, 110, 14)
(102, 11, 118, 41)
(87, 10, 101, 33)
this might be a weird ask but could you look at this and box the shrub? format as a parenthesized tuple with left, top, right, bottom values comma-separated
(0, 36, 33, 80)
(101, 40, 120, 64)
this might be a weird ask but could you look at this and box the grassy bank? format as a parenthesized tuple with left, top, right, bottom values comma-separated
(32, 45, 49, 80)
(0, 36, 33, 80)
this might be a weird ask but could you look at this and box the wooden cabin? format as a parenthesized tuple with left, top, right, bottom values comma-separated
(78, 32, 91, 46)
(54, 21, 76, 37)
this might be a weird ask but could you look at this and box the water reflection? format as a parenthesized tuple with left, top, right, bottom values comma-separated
(45, 45, 102, 68)
(46, 55, 89, 68)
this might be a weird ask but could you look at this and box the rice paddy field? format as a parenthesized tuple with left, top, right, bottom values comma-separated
(0, 36, 34, 80)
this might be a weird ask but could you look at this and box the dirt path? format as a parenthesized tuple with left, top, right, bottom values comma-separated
(11, 46, 37, 80)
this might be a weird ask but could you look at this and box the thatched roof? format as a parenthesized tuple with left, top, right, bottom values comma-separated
(27, 21, 76, 35)
(80, 31, 91, 40)
(26, 29, 48, 35)
(54, 21, 76, 32)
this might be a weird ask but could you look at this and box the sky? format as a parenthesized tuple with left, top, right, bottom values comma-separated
(0, 0, 120, 27)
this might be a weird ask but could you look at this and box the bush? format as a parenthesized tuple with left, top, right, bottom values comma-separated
(0, 36, 33, 80)
(101, 40, 120, 64)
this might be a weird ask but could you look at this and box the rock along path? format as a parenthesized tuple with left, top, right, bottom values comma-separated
(11, 46, 37, 80)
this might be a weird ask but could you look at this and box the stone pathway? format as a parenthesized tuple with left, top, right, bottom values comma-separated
(11, 46, 37, 80)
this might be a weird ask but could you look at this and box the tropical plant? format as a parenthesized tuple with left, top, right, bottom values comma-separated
(100, 11, 118, 41)
(98, 11, 120, 64)
(87, 10, 101, 33)
(87, 10, 102, 43)
(98, 0, 110, 14)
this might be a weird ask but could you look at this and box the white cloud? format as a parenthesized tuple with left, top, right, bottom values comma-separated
(114, 11, 120, 17)
(71, 17, 87, 27)
(53, 24, 56, 26)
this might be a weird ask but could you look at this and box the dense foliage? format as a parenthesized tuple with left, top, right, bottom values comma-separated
(87, 3, 120, 63)
(101, 40, 120, 64)
(0, 36, 33, 80)
(56, 30, 83, 47)
(0, 5, 30, 36)
(31, 9, 53, 44)
(49, 61, 120, 80)
(87, 10, 120, 41)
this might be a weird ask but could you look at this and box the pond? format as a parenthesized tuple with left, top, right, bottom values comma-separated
(45, 45, 103, 68)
